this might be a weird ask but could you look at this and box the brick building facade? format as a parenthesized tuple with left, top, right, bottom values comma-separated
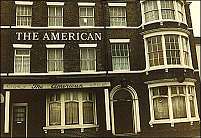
(0, 0, 200, 137)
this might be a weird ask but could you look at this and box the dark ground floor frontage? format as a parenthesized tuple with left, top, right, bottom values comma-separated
(0, 77, 200, 138)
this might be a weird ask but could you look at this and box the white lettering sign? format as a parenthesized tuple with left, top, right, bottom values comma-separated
(3, 82, 110, 90)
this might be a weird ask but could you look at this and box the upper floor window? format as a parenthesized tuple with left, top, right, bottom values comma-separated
(142, 0, 186, 23)
(47, 2, 64, 27)
(14, 49, 30, 73)
(108, 3, 127, 26)
(47, 48, 63, 72)
(145, 31, 192, 69)
(110, 39, 130, 71)
(16, 2, 32, 26)
(79, 44, 96, 72)
(13, 44, 32, 73)
(46, 44, 64, 72)
(78, 3, 95, 27)
(148, 82, 200, 126)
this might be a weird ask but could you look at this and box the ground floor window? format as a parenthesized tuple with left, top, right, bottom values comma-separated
(148, 81, 200, 126)
(47, 90, 96, 127)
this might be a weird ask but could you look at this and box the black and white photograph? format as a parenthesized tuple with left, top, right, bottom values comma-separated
(0, 0, 200, 137)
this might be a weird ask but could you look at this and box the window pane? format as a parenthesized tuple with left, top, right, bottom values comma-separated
(47, 49, 63, 72)
(172, 96, 187, 118)
(48, 6, 63, 26)
(110, 7, 127, 26)
(111, 43, 129, 70)
(144, 1, 159, 22)
(16, 5, 32, 26)
(165, 35, 180, 65)
(153, 97, 169, 119)
(65, 102, 79, 125)
(80, 48, 96, 71)
(49, 102, 61, 125)
(83, 102, 94, 124)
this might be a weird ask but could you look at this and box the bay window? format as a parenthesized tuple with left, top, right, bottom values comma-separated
(149, 82, 200, 126)
(145, 31, 192, 69)
(47, 91, 97, 129)
(142, 0, 186, 24)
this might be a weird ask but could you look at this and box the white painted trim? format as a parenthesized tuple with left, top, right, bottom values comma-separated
(109, 39, 130, 43)
(0, 26, 10, 28)
(15, 1, 33, 5)
(13, 44, 32, 48)
(46, 44, 65, 48)
(146, 79, 196, 88)
(79, 44, 97, 48)
(104, 89, 111, 130)
(108, 3, 127, 7)
(46, 2, 64, 6)
(78, 3, 95, 6)
(143, 30, 189, 38)
(4, 91, 10, 133)
(110, 85, 141, 135)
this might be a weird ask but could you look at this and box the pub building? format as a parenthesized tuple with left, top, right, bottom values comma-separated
(0, 0, 200, 137)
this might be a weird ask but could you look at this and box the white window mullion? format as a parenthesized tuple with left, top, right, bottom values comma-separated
(141, 1, 145, 25)
(182, 2, 187, 24)
(187, 40, 193, 68)
(144, 38, 150, 70)
(79, 93, 83, 127)
(193, 87, 199, 119)
(149, 88, 154, 127)
(185, 86, 191, 120)
(46, 95, 49, 126)
(161, 35, 167, 65)
(173, 0, 179, 21)
(157, 0, 162, 21)
(179, 36, 185, 65)
(61, 93, 65, 126)
(168, 86, 174, 127)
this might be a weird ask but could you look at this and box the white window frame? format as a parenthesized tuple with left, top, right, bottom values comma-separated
(141, 0, 187, 25)
(15, 3, 32, 27)
(144, 31, 193, 71)
(147, 80, 200, 127)
(45, 91, 98, 132)
(108, 3, 127, 27)
(13, 44, 32, 74)
(47, 2, 64, 27)
(46, 44, 65, 73)
(110, 39, 130, 71)
(79, 44, 97, 72)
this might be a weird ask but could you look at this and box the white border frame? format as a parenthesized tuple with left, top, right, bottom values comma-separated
(11, 103, 28, 138)
(110, 85, 141, 135)
(147, 80, 200, 127)
(143, 30, 193, 71)
(15, 1, 33, 5)
(44, 91, 98, 133)
(78, 3, 95, 6)
(108, 3, 127, 7)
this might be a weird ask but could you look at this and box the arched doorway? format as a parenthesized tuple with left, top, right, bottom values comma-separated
(110, 85, 141, 135)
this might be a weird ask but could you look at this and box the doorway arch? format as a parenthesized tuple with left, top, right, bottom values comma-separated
(110, 85, 141, 135)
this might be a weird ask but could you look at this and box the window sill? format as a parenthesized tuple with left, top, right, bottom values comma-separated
(148, 65, 194, 72)
(150, 117, 200, 127)
(143, 20, 187, 27)
(43, 124, 99, 133)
